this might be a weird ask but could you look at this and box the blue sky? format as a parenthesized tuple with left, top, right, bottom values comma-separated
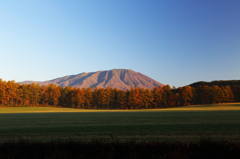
(0, 0, 240, 87)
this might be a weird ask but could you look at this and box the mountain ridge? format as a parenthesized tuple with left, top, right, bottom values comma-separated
(19, 69, 164, 90)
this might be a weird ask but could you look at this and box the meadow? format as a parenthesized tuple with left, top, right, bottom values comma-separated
(0, 103, 240, 143)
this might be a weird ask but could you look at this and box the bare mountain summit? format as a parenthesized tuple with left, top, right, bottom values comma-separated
(19, 69, 164, 90)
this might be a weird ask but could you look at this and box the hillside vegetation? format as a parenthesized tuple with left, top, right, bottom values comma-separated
(190, 80, 240, 88)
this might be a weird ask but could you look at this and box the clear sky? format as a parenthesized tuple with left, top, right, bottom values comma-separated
(0, 0, 240, 87)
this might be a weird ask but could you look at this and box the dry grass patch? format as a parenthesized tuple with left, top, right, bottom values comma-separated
(1, 103, 240, 113)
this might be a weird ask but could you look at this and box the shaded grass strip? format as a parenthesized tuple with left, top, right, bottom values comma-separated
(1, 138, 240, 159)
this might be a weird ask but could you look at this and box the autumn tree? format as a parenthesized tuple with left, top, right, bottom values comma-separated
(81, 87, 86, 108)
(48, 84, 61, 106)
(105, 87, 113, 109)
(110, 88, 118, 109)
(84, 87, 92, 109)
(161, 85, 172, 107)
(195, 85, 210, 104)
(141, 88, 153, 109)
(168, 93, 177, 107)
(231, 85, 240, 102)
(125, 89, 131, 109)
(139, 88, 145, 109)
(116, 90, 126, 109)
(97, 88, 107, 109)
(72, 88, 85, 108)
(221, 85, 234, 103)
(15, 85, 23, 106)
(0, 80, 8, 105)
(210, 85, 223, 104)
(92, 87, 99, 109)
(152, 86, 163, 108)
(7, 80, 18, 105)
(58, 86, 73, 107)
(128, 87, 142, 109)
(21, 84, 30, 105)
(180, 86, 193, 105)
(29, 83, 41, 106)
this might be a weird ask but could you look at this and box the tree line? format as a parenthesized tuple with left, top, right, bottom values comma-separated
(189, 80, 240, 88)
(0, 79, 240, 109)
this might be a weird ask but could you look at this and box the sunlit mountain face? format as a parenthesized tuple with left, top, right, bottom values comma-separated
(19, 69, 164, 90)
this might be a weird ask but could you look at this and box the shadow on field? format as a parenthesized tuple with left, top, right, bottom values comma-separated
(0, 138, 240, 159)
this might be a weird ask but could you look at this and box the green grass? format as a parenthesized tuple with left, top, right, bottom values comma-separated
(0, 103, 240, 142)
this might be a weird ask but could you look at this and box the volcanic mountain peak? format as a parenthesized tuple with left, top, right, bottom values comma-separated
(19, 69, 164, 90)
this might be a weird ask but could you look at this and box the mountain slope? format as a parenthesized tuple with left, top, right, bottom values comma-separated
(19, 69, 164, 90)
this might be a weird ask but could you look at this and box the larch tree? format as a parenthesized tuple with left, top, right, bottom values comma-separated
(81, 87, 86, 109)
(128, 87, 142, 109)
(97, 88, 107, 109)
(21, 84, 31, 105)
(73, 88, 85, 108)
(210, 85, 223, 104)
(15, 84, 23, 106)
(231, 85, 240, 102)
(168, 93, 177, 107)
(116, 90, 126, 109)
(92, 87, 99, 109)
(84, 87, 92, 109)
(59, 86, 73, 107)
(180, 86, 193, 105)
(48, 84, 61, 106)
(221, 85, 234, 103)
(141, 88, 153, 109)
(7, 80, 17, 105)
(0, 80, 8, 105)
(105, 86, 113, 109)
(195, 85, 210, 104)
(152, 86, 163, 108)
(111, 88, 118, 109)
(41, 85, 49, 105)
(161, 85, 172, 107)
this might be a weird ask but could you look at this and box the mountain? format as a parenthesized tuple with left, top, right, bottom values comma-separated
(19, 69, 164, 90)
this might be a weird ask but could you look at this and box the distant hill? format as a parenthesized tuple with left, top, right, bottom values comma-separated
(19, 69, 164, 90)
(189, 80, 240, 88)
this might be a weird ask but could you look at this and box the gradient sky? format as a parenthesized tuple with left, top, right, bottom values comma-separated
(1, 0, 240, 87)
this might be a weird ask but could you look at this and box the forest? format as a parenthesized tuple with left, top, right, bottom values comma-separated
(0, 79, 240, 109)
(189, 80, 240, 88)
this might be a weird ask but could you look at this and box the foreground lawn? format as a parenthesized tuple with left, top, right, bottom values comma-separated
(0, 103, 240, 142)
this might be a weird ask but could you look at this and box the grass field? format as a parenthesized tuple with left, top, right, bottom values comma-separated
(0, 103, 240, 142)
